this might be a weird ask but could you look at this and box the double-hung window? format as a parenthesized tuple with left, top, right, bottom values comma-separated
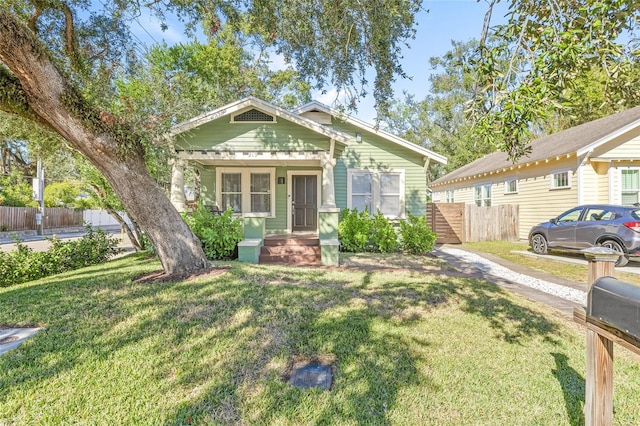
(217, 168, 275, 216)
(474, 183, 491, 206)
(551, 170, 571, 189)
(347, 169, 405, 218)
(221, 173, 242, 213)
(621, 168, 640, 205)
(445, 189, 455, 203)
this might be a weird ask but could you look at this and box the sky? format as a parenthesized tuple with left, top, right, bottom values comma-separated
(130, 0, 510, 123)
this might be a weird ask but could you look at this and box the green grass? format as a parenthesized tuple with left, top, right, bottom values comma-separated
(462, 240, 640, 286)
(1, 252, 639, 425)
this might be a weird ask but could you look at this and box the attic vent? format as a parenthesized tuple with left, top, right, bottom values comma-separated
(233, 109, 274, 122)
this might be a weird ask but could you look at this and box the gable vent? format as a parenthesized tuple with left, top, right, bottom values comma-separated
(233, 109, 275, 122)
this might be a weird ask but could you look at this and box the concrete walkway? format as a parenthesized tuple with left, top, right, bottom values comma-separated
(434, 245, 587, 317)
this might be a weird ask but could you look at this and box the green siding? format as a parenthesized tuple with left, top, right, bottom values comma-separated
(332, 122, 428, 216)
(176, 117, 331, 152)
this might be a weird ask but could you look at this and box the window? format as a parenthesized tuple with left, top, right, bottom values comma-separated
(221, 173, 242, 213)
(351, 173, 372, 213)
(347, 169, 405, 218)
(445, 190, 455, 203)
(474, 183, 491, 206)
(217, 168, 275, 216)
(504, 179, 518, 194)
(556, 207, 582, 223)
(584, 207, 614, 221)
(621, 168, 640, 205)
(551, 170, 570, 189)
(250, 173, 271, 213)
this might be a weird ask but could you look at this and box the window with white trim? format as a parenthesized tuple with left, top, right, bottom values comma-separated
(347, 169, 405, 218)
(445, 190, 455, 203)
(621, 168, 640, 205)
(551, 170, 570, 189)
(474, 183, 491, 206)
(217, 168, 275, 216)
(221, 173, 242, 213)
(504, 178, 518, 194)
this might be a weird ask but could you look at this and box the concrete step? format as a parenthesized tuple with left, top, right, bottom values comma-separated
(259, 253, 321, 265)
(263, 238, 319, 247)
(261, 245, 321, 255)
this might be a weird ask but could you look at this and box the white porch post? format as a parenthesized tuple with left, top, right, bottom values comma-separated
(170, 158, 186, 212)
(321, 154, 337, 207)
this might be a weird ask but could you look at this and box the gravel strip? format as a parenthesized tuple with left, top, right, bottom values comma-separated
(439, 247, 586, 305)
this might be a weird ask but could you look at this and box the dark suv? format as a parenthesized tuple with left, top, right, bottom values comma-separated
(528, 204, 640, 267)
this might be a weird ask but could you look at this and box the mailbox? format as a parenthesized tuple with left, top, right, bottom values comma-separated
(588, 277, 640, 340)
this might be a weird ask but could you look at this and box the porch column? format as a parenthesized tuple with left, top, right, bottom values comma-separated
(321, 154, 337, 207)
(170, 158, 186, 212)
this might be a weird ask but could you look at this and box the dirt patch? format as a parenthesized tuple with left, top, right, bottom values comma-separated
(134, 265, 231, 284)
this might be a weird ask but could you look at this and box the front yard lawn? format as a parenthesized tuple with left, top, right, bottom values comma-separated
(1, 252, 639, 425)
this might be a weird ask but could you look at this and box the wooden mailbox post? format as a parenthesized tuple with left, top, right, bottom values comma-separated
(574, 248, 640, 426)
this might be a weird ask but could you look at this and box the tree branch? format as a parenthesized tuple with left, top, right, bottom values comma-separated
(0, 65, 53, 129)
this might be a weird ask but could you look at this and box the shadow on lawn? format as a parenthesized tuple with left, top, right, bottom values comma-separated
(0, 255, 562, 424)
(552, 352, 585, 426)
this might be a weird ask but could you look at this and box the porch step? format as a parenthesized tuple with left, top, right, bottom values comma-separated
(259, 237, 321, 265)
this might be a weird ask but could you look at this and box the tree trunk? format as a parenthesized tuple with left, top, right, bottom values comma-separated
(0, 11, 208, 275)
(104, 206, 143, 252)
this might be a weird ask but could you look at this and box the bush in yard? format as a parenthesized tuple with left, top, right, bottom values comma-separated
(399, 212, 436, 255)
(370, 211, 398, 253)
(183, 204, 243, 260)
(338, 207, 372, 252)
(0, 226, 122, 287)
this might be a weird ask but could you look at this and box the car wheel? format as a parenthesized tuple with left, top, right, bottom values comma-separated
(531, 234, 548, 254)
(600, 240, 629, 267)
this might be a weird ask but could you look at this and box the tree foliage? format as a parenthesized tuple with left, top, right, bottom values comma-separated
(470, 0, 640, 160)
(383, 40, 497, 179)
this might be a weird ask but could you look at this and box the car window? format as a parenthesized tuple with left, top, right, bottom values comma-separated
(585, 208, 613, 221)
(631, 210, 640, 221)
(557, 208, 582, 222)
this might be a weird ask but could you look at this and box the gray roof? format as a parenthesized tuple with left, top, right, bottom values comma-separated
(431, 105, 640, 187)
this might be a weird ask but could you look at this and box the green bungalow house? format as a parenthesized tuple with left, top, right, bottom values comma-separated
(169, 97, 447, 265)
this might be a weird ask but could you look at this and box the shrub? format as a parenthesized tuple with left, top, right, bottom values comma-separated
(0, 226, 122, 287)
(399, 212, 436, 255)
(370, 211, 398, 253)
(338, 208, 372, 252)
(183, 204, 243, 260)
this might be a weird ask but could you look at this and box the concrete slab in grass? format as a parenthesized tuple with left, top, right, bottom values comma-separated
(0, 328, 43, 356)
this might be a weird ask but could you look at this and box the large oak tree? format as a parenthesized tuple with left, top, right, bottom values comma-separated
(0, 1, 420, 275)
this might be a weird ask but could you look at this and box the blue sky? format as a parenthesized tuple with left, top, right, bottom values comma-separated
(130, 0, 509, 122)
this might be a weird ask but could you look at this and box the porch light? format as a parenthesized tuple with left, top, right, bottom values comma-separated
(356, 133, 362, 143)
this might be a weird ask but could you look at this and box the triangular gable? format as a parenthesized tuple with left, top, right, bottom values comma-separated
(170, 97, 351, 146)
(295, 101, 447, 165)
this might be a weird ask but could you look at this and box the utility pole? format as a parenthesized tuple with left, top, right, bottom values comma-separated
(33, 158, 45, 235)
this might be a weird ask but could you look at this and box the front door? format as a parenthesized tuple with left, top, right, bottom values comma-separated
(292, 175, 317, 232)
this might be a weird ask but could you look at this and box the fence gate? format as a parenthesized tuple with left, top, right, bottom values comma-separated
(426, 203, 465, 244)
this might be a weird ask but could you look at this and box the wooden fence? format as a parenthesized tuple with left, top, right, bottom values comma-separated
(426, 203, 519, 244)
(0, 206, 84, 231)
